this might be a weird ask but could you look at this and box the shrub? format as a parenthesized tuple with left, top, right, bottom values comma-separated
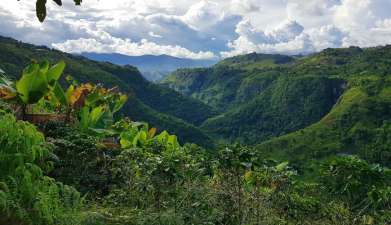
(0, 114, 83, 225)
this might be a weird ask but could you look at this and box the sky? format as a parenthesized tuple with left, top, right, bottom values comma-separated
(1, 0, 391, 60)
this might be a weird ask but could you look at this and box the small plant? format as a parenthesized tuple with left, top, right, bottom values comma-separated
(0, 60, 65, 119)
(51, 78, 128, 133)
(116, 119, 179, 150)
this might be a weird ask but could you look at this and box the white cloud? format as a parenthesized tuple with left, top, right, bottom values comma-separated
(148, 31, 162, 38)
(333, 0, 391, 47)
(222, 19, 314, 57)
(307, 25, 346, 51)
(52, 32, 216, 60)
(230, 0, 262, 13)
(0, 0, 391, 59)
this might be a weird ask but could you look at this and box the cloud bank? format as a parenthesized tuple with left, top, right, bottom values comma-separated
(0, 0, 391, 59)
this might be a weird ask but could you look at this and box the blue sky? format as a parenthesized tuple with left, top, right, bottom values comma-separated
(1, 0, 391, 59)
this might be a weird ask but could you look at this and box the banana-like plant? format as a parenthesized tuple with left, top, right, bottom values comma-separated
(52, 81, 128, 133)
(78, 85, 128, 133)
(0, 61, 65, 118)
(51, 81, 94, 122)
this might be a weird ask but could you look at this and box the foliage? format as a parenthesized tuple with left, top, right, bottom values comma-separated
(116, 119, 179, 150)
(321, 156, 391, 211)
(35, 0, 83, 22)
(256, 76, 391, 170)
(0, 60, 65, 112)
(1, 37, 391, 225)
(0, 114, 83, 225)
(41, 121, 117, 196)
(201, 76, 345, 144)
(72, 83, 128, 133)
(0, 36, 215, 147)
(163, 47, 391, 149)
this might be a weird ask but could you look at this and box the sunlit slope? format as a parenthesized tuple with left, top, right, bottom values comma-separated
(164, 46, 391, 145)
(256, 75, 391, 168)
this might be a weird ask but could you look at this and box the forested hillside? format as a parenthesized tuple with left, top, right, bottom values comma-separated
(0, 36, 216, 147)
(257, 74, 391, 169)
(0, 38, 390, 225)
(163, 47, 391, 146)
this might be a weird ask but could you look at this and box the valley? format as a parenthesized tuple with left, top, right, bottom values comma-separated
(1, 36, 390, 225)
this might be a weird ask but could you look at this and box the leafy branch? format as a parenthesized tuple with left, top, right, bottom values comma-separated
(30, 0, 83, 22)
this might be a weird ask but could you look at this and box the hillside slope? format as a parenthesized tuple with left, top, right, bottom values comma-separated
(163, 47, 391, 146)
(256, 75, 391, 169)
(0, 36, 215, 147)
(161, 53, 295, 111)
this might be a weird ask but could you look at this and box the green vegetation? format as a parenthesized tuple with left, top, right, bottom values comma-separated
(256, 75, 391, 170)
(0, 36, 215, 147)
(0, 114, 83, 225)
(1, 41, 390, 224)
(162, 46, 391, 149)
(1, 106, 390, 224)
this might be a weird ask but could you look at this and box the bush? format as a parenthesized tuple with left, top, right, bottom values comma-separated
(0, 114, 83, 225)
(43, 121, 118, 196)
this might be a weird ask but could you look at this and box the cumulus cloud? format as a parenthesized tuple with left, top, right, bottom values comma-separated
(307, 25, 346, 51)
(53, 34, 216, 60)
(223, 0, 391, 58)
(0, 0, 391, 59)
(222, 19, 314, 57)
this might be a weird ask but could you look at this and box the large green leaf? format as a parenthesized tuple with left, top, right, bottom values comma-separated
(65, 85, 75, 102)
(47, 61, 65, 86)
(112, 94, 128, 113)
(79, 106, 90, 131)
(167, 135, 179, 148)
(16, 64, 49, 104)
(53, 82, 68, 106)
(89, 106, 106, 127)
(39, 60, 49, 74)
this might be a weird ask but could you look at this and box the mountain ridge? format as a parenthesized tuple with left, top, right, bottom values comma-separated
(162, 46, 391, 159)
(82, 52, 217, 81)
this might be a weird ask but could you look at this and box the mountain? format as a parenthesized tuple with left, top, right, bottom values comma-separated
(0, 36, 216, 147)
(162, 47, 391, 165)
(256, 75, 391, 169)
(81, 53, 217, 81)
(161, 53, 297, 111)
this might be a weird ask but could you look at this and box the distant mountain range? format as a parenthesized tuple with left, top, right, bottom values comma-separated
(81, 53, 217, 81)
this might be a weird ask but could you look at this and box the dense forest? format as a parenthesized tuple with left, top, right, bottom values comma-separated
(0, 36, 390, 225)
